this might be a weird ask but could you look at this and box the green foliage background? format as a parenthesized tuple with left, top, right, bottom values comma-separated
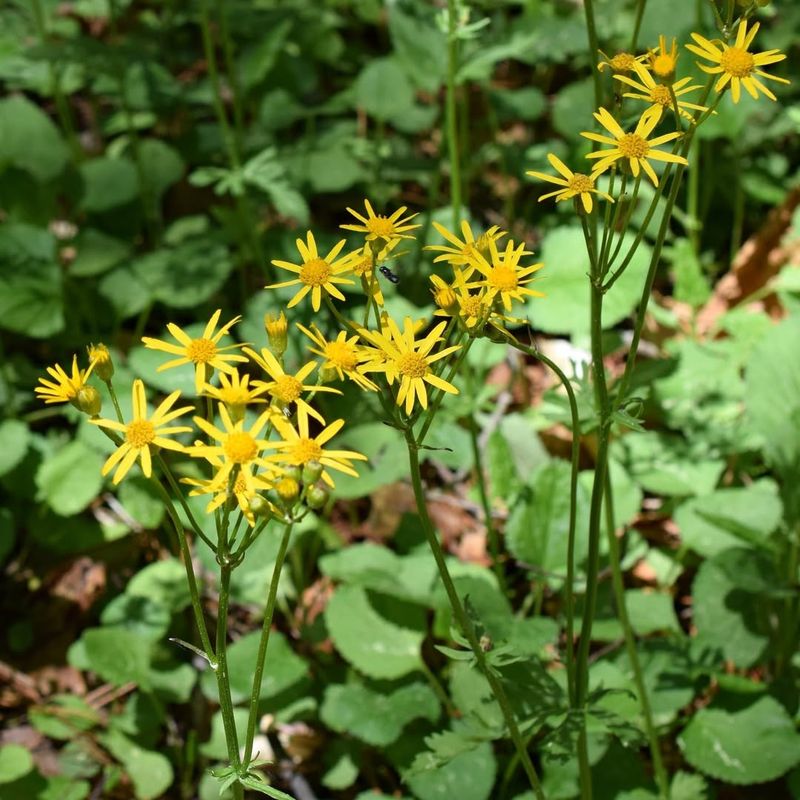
(1, 0, 799, 799)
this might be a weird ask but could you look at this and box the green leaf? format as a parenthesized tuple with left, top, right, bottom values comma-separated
(624, 590, 680, 635)
(745, 315, 800, 473)
(388, 6, 447, 92)
(354, 58, 415, 121)
(321, 741, 359, 790)
(679, 695, 800, 784)
(239, 19, 292, 89)
(552, 78, 596, 141)
(0, 96, 68, 181)
(200, 630, 307, 704)
(325, 585, 424, 679)
(138, 139, 184, 200)
(321, 681, 440, 746)
(29, 695, 101, 740)
(0, 224, 63, 338)
(691, 548, 773, 667)
(68, 229, 131, 277)
(674, 480, 783, 557)
(669, 771, 709, 800)
(237, 773, 295, 800)
(127, 343, 197, 397)
(0, 420, 30, 477)
(79, 157, 140, 212)
(530, 226, 652, 336)
(100, 594, 171, 641)
(199, 708, 249, 760)
(35, 440, 104, 516)
(126, 559, 191, 612)
(403, 740, 496, 800)
(118, 476, 165, 529)
(0, 744, 34, 784)
(102, 730, 174, 799)
(81, 628, 152, 688)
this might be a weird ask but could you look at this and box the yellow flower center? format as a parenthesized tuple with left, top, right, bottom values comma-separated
(353, 256, 373, 277)
(234, 472, 248, 494)
(187, 338, 217, 364)
(299, 258, 331, 287)
(610, 52, 636, 72)
(292, 438, 322, 463)
(651, 54, 676, 77)
(224, 431, 258, 463)
(461, 295, 484, 318)
(272, 375, 302, 403)
(366, 216, 396, 237)
(126, 419, 156, 448)
(396, 351, 428, 379)
(568, 173, 595, 193)
(618, 133, 650, 159)
(649, 84, 672, 106)
(720, 46, 754, 78)
(325, 341, 358, 371)
(219, 387, 251, 406)
(276, 477, 300, 500)
(487, 265, 518, 292)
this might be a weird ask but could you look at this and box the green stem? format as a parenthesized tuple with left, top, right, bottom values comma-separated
(583, 0, 603, 109)
(242, 521, 294, 766)
(446, 0, 462, 226)
(603, 477, 668, 799)
(404, 429, 546, 800)
(217, 0, 245, 149)
(631, 0, 648, 51)
(104, 379, 125, 424)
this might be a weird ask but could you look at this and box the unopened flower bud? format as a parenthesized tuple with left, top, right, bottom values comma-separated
(431, 276, 458, 315)
(76, 385, 102, 416)
(87, 343, 114, 381)
(275, 477, 300, 504)
(301, 460, 323, 484)
(319, 366, 338, 384)
(283, 465, 302, 483)
(264, 311, 288, 357)
(248, 494, 272, 519)
(305, 485, 328, 510)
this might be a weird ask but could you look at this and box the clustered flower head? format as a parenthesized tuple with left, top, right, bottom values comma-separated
(528, 20, 789, 205)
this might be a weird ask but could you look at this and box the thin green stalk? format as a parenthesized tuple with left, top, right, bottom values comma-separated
(242, 521, 294, 766)
(729, 144, 744, 263)
(446, 0, 462, 226)
(605, 176, 642, 268)
(631, 0, 648, 51)
(603, 477, 668, 799)
(30, 0, 80, 160)
(217, 0, 245, 149)
(404, 429, 546, 800)
(506, 338, 580, 708)
(104, 379, 125, 424)
(583, 0, 603, 109)
(687, 136, 701, 255)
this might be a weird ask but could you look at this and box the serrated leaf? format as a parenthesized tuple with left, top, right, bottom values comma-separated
(679, 696, 800, 784)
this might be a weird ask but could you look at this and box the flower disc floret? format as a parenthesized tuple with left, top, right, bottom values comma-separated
(272, 376, 303, 403)
(341, 199, 420, 245)
(292, 438, 323, 464)
(720, 47, 755, 78)
(299, 258, 331, 286)
(224, 431, 259, 464)
(487, 265, 519, 292)
(618, 134, 649, 159)
(397, 352, 428, 379)
(126, 419, 156, 447)
(526, 153, 613, 214)
(325, 341, 359, 371)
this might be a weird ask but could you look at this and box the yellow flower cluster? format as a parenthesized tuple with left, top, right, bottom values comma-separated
(529, 21, 788, 209)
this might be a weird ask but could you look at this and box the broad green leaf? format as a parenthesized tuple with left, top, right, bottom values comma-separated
(199, 708, 249, 760)
(0, 420, 29, 477)
(138, 139, 184, 199)
(118, 476, 165, 529)
(100, 594, 171, 641)
(403, 740, 496, 800)
(79, 157, 140, 212)
(0, 224, 63, 337)
(0, 745, 33, 783)
(127, 343, 196, 397)
(530, 226, 652, 336)
(80, 628, 152, 687)
(674, 480, 782, 557)
(35, 440, 104, 516)
(669, 771, 709, 800)
(325, 585, 424, 679)
(679, 695, 800, 784)
(388, 6, 447, 92)
(624, 590, 680, 635)
(321, 741, 359, 790)
(102, 730, 174, 799)
(691, 548, 774, 667)
(745, 315, 800, 473)
(29, 695, 101, 740)
(200, 630, 307, 704)
(126, 559, 191, 612)
(354, 58, 415, 121)
(0, 96, 68, 181)
(68, 229, 131, 277)
(552, 79, 596, 141)
(321, 681, 439, 746)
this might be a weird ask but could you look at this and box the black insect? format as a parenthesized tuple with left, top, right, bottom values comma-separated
(378, 265, 400, 284)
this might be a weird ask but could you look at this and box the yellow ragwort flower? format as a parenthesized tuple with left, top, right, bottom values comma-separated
(360, 317, 461, 415)
(36, 355, 95, 406)
(464, 239, 545, 312)
(296, 324, 379, 391)
(647, 36, 679, 80)
(268, 231, 355, 312)
(269, 407, 367, 488)
(142, 310, 247, 395)
(190, 405, 275, 494)
(614, 70, 709, 122)
(90, 379, 192, 484)
(597, 50, 648, 74)
(686, 20, 789, 104)
(202, 369, 269, 421)
(426, 221, 507, 277)
(582, 106, 688, 187)
(527, 153, 614, 214)
(243, 345, 340, 424)
(341, 199, 420, 245)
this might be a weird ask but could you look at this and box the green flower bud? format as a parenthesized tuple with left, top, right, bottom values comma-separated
(76, 385, 102, 416)
(248, 494, 272, 519)
(264, 311, 288, 357)
(301, 460, 323, 484)
(305, 485, 328, 510)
